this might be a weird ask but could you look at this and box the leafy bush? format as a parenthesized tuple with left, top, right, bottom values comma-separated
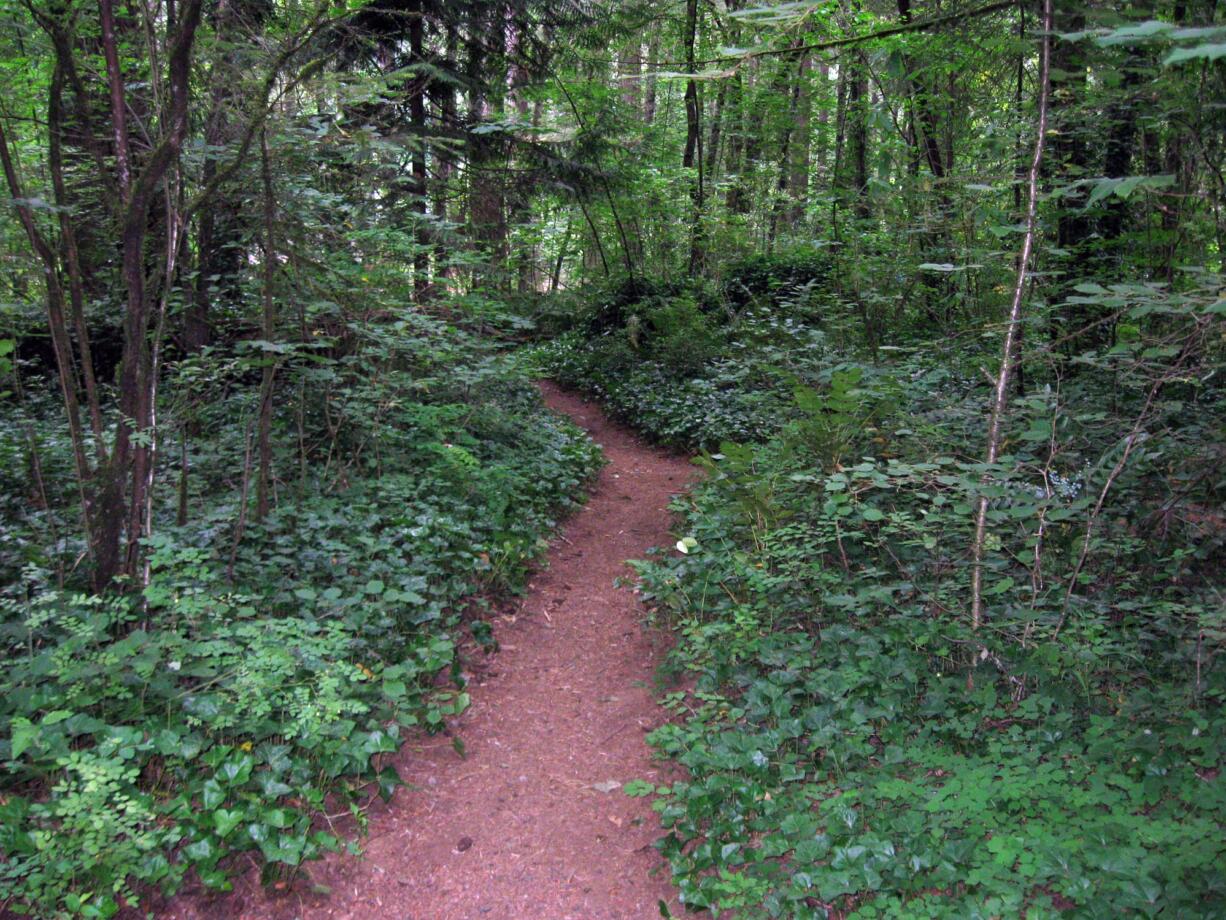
(527, 257, 857, 451)
(532, 331, 784, 448)
(645, 623, 1225, 918)
(643, 295, 725, 375)
(0, 329, 601, 916)
(583, 276, 706, 336)
(539, 265, 1226, 916)
(629, 345, 1226, 916)
(720, 249, 834, 314)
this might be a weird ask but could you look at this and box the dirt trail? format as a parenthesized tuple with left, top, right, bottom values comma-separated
(168, 382, 694, 920)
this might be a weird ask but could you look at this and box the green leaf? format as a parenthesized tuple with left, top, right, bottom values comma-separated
(1165, 42, 1226, 64)
(220, 754, 254, 785)
(213, 808, 245, 838)
(262, 808, 294, 829)
(246, 823, 271, 844)
(987, 577, 1016, 596)
(378, 766, 403, 802)
(9, 718, 36, 759)
(258, 774, 293, 798)
(202, 778, 227, 810)
(1096, 20, 1173, 46)
(183, 838, 216, 864)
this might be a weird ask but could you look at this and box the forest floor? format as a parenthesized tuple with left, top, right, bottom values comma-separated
(163, 382, 692, 920)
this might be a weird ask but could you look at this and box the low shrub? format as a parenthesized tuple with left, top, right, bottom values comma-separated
(0, 333, 601, 917)
(721, 248, 834, 314)
(629, 351, 1226, 917)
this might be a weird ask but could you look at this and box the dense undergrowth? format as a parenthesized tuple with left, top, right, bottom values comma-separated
(0, 316, 601, 917)
(534, 258, 1226, 917)
(526, 252, 836, 448)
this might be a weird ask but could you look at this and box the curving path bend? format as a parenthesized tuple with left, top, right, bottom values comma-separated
(166, 381, 693, 920)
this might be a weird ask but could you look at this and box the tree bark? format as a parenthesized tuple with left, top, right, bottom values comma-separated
(643, 38, 658, 124)
(683, 0, 705, 271)
(255, 132, 278, 521)
(769, 46, 809, 247)
(970, 0, 1053, 632)
(848, 56, 870, 219)
(48, 62, 106, 456)
(788, 54, 812, 226)
(409, 0, 429, 300)
(0, 120, 98, 571)
(467, 5, 508, 281)
(102, 0, 205, 583)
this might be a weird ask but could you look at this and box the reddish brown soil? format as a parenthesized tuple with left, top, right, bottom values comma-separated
(164, 382, 694, 920)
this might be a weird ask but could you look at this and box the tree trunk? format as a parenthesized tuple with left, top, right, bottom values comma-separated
(185, 0, 250, 352)
(644, 38, 657, 123)
(621, 40, 641, 110)
(1047, 5, 1090, 348)
(433, 24, 459, 287)
(970, 0, 1053, 632)
(705, 79, 727, 179)
(48, 62, 105, 455)
(723, 72, 746, 212)
(255, 133, 277, 522)
(103, 0, 204, 584)
(848, 56, 870, 220)
(0, 121, 98, 572)
(467, 6, 508, 281)
(788, 54, 812, 226)
(409, 0, 429, 300)
(769, 47, 809, 247)
(683, 0, 705, 272)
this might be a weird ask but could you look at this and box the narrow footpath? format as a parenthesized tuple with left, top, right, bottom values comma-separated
(168, 382, 694, 920)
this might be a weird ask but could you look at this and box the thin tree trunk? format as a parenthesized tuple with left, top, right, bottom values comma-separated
(969, 0, 1052, 632)
(102, 0, 204, 582)
(621, 40, 641, 109)
(185, 0, 243, 353)
(705, 79, 727, 178)
(467, 6, 506, 279)
(814, 61, 831, 180)
(551, 217, 573, 291)
(769, 46, 808, 248)
(788, 54, 812, 225)
(0, 119, 98, 570)
(227, 420, 256, 583)
(177, 432, 189, 527)
(644, 38, 657, 123)
(409, 0, 429, 300)
(683, 0, 705, 272)
(433, 24, 459, 287)
(1048, 4, 1090, 344)
(848, 58, 870, 220)
(48, 63, 105, 456)
(255, 132, 278, 521)
(723, 72, 745, 212)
